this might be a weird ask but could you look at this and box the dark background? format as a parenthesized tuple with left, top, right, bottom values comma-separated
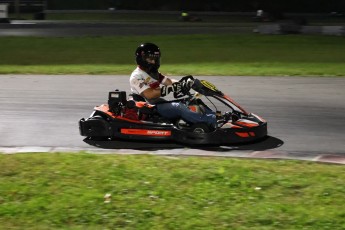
(1, 0, 345, 13)
(49, 0, 345, 13)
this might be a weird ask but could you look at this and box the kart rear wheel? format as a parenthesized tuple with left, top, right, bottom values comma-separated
(191, 123, 211, 133)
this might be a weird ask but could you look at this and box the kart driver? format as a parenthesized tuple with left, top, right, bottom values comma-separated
(129, 42, 217, 131)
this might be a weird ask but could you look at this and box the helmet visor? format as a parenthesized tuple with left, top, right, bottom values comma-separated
(143, 53, 160, 65)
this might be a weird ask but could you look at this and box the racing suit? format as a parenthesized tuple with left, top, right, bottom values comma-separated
(129, 66, 216, 127)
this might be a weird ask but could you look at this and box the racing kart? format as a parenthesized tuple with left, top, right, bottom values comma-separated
(79, 77, 267, 146)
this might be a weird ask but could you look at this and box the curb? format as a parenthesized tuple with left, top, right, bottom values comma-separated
(0, 147, 344, 165)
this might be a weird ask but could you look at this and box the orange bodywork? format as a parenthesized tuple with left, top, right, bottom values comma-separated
(95, 104, 113, 116)
(223, 95, 249, 115)
(189, 105, 198, 112)
(135, 101, 155, 108)
(94, 104, 143, 123)
(234, 121, 259, 128)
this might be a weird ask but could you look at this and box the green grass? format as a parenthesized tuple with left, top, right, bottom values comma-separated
(0, 153, 344, 230)
(0, 34, 345, 76)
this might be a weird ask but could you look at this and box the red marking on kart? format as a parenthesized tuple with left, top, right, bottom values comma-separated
(222, 95, 249, 115)
(121, 129, 171, 136)
(135, 101, 154, 108)
(235, 132, 256, 138)
(189, 105, 197, 112)
(236, 132, 249, 138)
(94, 105, 143, 123)
(234, 121, 259, 128)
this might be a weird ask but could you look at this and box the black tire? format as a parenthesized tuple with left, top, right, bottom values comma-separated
(191, 123, 211, 133)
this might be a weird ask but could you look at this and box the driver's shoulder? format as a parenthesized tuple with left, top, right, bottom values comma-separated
(131, 68, 150, 80)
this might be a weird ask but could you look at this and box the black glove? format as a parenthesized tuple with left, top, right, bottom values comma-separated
(181, 79, 194, 93)
(173, 79, 194, 98)
(161, 82, 183, 97)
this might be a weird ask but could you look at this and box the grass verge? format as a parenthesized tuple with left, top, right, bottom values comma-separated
(0, 34, 344, 76)
(0, 153, 344, 229)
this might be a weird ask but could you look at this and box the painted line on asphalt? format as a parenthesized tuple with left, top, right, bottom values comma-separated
(0, 146, 344, 165)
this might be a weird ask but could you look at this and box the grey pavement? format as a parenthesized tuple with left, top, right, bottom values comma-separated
(0, 75, 344, 164)
(0, 21, 344, 164)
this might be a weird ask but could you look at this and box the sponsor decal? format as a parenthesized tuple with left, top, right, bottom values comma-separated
(200, 80, 218, 92)
(121, 129, 171, 136)
(147, 130, 170, 135)
(131, 79, 138, 85)
(144, 77, 151, 84)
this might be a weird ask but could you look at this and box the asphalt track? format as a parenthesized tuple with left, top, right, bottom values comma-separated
(0, 21, 344, 164)
(0, 75, 344, 164)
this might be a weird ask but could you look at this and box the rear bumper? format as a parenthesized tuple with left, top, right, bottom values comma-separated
(79, 117, 112, 137)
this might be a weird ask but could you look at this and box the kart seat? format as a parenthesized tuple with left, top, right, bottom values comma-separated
(124, 99, 157, 121)
(134, 101, 156, 115)
(127, 94, 170, 123)
(129, 93, 146, 102)
(128, 93, 157, 116)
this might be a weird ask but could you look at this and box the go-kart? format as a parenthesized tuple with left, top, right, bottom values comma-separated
(79, 76, 267, 146)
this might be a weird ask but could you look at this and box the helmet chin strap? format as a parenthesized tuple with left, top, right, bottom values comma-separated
(138, 64, 160, 80)
(143, 65, 159, 80)
(149, 65, 159, 73)
(149, 71, 160, 80)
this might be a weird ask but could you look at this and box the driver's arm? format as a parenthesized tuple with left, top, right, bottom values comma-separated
(141, 87, 162, 100)
(141, 77, 174, 99)
(163, 78, 173, 85)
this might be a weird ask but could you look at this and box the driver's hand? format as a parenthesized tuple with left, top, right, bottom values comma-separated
(160, 78, 194, 97)
(171, 82, 182, 92)
(181, 79, 194, 93)
(161, 82, 183, 97)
